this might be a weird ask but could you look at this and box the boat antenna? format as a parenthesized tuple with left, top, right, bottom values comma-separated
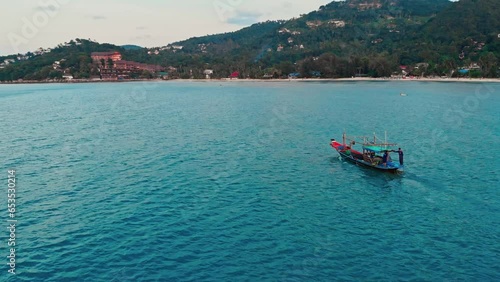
(342, 130, 346, 146)
(385, 131, 387, 148)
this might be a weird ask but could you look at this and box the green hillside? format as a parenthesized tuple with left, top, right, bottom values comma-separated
(121, 45, 144, 51)
(0, 39, 124, 81)
(1, 0, 499, 81)
(166, 0, 458, 77)
(416, 0, 500, 76)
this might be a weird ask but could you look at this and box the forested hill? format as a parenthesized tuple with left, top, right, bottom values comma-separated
(0, 40, 130, 81)
(168, 0, 500, 78)
(423, 0, 500, 42)
(173, 0, 456, 66)
(1, 0, 499, 81)
(418, 0, 500, 76)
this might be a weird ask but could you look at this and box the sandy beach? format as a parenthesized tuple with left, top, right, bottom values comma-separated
(1, 77, 500, 84)
(210, 77, 500, 83)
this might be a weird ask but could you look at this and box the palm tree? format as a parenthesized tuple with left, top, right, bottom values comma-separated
(107, 58, 114, 70)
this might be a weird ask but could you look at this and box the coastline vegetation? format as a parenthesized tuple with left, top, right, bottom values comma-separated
(0, 0, 498, 82)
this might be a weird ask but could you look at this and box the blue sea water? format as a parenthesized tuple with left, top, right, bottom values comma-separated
(0, 81, 499, 282)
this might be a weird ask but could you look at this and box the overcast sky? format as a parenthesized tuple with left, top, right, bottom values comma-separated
(0, 0, 332, 55)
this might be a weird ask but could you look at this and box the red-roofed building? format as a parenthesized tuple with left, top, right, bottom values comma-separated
(99, 60, 165, 80)
(229, 71, 239, 79)
(113, 60, 164, 72)
(91, 51, 122, 62)
(92, 51, 164, 80)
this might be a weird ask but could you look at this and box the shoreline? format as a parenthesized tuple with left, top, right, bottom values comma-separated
(212, 77, 500, 83)
(1, 77, 500, 85)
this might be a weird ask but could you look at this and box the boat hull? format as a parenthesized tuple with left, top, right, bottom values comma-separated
(331, 140, 403, 173)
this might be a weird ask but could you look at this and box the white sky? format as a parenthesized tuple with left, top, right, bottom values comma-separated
(0, 0, 332, 55)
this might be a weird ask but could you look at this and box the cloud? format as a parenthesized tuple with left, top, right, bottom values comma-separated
(226, 11, 263, 26)
(91, 15, 107, 20)
(282, 1, 293, 10)
(33, 5, 58, 12)
(136, 26, 147, 30)
(131, 34, 152, 40)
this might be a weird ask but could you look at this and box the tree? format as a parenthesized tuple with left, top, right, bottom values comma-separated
(140, 70, 153, 79)
(479, 52, 498, 77)
(369, 54, 395, 77)
(107, 58, 114, 70)
(277, 61, 295, 76)
(49, 70, 62, 79)
(299, 58, 316, 78)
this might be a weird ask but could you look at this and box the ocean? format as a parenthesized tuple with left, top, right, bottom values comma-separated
(1, 81, 499, 281)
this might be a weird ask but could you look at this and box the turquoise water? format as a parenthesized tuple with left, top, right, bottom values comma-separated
(1, 81, 499, 281)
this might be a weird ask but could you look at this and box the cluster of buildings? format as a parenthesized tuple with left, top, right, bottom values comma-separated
(276, 19, 346, 53)
(278, 28, 301, 35)
(0, 54, 32, 69)
(276, 44, 304, 52)
(0, 59, 15, 69)
(349, 1, 383, 11)
(459, 39, 488, 60)
(277, 30, 304, 52)
(328, 20, 346, 28)
(305, 19, 346, 28)
(198, 44, 209, 53)
(145, 45, 184, 56)
(91, 51, 164, 80)
(32, 47, 52, 56)
(1, 41, 87, 70)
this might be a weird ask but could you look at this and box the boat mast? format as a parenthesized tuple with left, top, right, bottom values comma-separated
(385, 131, 387, 149)
(342, 131, 346, 146)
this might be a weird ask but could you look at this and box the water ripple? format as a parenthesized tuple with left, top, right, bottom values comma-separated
(1, 82, 499, 281)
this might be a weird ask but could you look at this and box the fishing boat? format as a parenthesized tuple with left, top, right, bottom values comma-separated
(330, 132, 404, 173)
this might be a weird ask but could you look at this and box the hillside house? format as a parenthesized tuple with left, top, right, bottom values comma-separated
(229, 71, 239, 79)
(469, 63, 481, 70)
(400, 65, 408, 75)
(62, 72, 73, 80)
(306, 21, 322, 28)
(204, 69, 214, 79)
(328, 20, 346, 28)
(352, 1, 382, 10)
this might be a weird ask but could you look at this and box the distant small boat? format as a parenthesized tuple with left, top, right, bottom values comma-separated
(330, 132, 404, 173)
(400, 93, 407, 96)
